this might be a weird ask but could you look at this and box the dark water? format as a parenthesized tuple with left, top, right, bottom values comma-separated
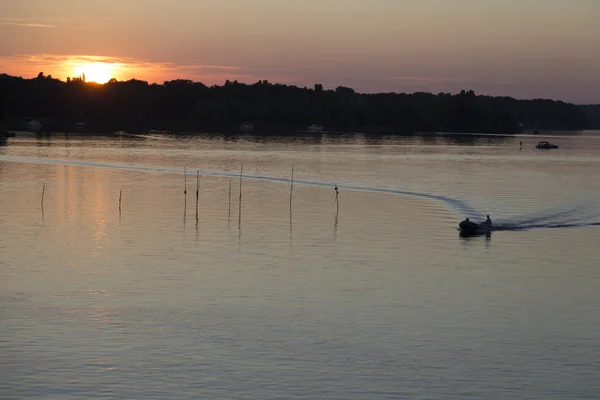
(1, 132, 599, 399)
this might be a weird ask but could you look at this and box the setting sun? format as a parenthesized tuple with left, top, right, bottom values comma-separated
(72, 62, 114, 84)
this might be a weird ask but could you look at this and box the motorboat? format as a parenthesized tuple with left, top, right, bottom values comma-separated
(308, 124, 324, 132)
(239, 122, 254, 132)
(458, 219, 492, 237)
(535, 141, 558, 149)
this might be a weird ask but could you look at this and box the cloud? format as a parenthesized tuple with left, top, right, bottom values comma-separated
(1, 54, 239, 69)
(0, 22, 58, 28)
(387, 76, 468, 85)
(0, 53, 271, 85)
(144, 62, 241, 72)
(0, 18, 59, 28)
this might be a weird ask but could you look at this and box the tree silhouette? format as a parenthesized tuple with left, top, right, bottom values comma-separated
(581, 105, 600, 128)
(0, 73, 590, 134)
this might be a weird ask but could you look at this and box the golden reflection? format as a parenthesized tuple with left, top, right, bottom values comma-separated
(54, 164, 110, 245)
(91, 169, 109, 243)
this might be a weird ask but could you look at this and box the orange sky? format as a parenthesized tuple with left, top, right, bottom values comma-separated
(1, 0, 599, 103)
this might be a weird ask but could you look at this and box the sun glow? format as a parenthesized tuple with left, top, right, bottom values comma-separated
(72, 62, 115, 84)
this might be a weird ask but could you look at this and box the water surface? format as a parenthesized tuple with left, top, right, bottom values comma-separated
(1, 132, 599, 399)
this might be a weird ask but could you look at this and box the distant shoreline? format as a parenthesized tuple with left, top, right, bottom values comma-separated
(1, 73, 594, 135)
(0, 116, 585, 138)
(4, 128, 591, 140)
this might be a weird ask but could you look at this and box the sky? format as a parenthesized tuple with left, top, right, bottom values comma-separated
(1, 0, 599, 103)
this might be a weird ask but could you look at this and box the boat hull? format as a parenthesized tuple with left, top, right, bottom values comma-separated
(458, 228, 491, 237)
(458, 220, 491, 237)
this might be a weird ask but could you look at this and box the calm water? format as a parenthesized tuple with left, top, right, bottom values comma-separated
(1, 132, 600, 399)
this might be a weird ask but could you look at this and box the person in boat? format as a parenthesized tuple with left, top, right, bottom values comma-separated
(459, 217, 477, 230)
(483, 215, 492, 229)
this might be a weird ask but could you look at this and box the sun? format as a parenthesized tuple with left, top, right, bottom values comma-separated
(73, 62, 114, 84)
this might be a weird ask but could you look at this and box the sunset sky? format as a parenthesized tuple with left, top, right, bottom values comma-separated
(1, 0, 599, 103)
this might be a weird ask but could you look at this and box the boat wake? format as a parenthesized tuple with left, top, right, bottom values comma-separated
(1, 155, 598, 232)
(0, 155, 481, 217)
(491, 201, 600, 232)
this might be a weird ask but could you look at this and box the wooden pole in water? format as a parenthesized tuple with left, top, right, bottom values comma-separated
(228, 178, 232, 220)
(183, 167, 187, 218)
(195, 170, 200, 221)
(289, 164, 294, 207)
(119, 190, 122, 214)
(41, 183, 45, 207)
(238, 163, 243, 224)
(184, 166, 187, 196)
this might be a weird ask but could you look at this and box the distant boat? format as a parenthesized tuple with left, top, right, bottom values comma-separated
(535, 141, 558, 149)
(308, 124, 324, 132)
(25, 120, 42, 132)
(0, 127, 7, 144)
(239, 122, 254, 132)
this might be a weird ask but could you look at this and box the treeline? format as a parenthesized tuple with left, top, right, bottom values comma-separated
(0, 72, 591, 134)
(580, 105, 600, 129)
